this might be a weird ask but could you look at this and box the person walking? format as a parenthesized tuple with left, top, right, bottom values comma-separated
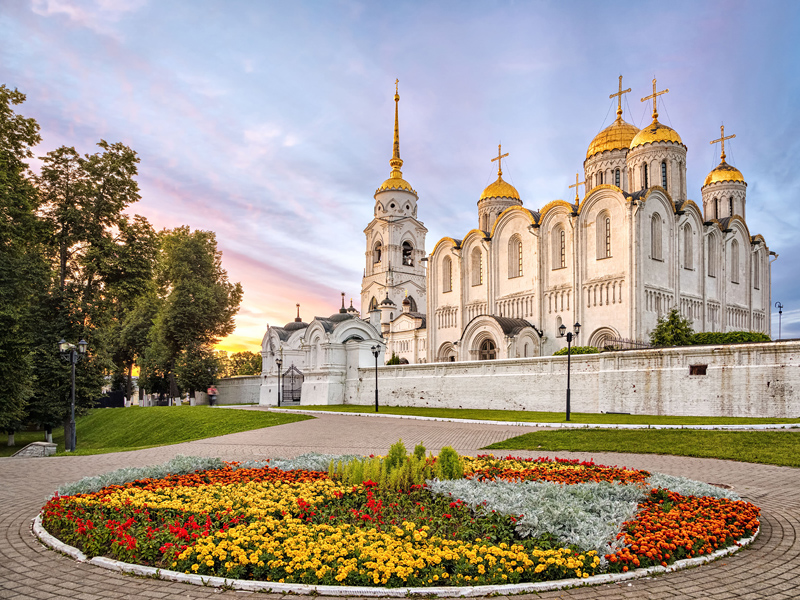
(207, 385, 218, 406)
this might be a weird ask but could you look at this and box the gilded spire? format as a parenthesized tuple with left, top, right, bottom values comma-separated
(641, 77, 669, 120)
(389, 78, 403, 178)
(710, 124, 735, 162)
(609, 75, 631, 120)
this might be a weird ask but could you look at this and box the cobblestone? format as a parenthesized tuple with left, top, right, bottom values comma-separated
(1, 412, 797, 599)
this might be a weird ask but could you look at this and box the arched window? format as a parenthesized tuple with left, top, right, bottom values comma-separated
(369, 297, 378, 311)
(729, 196, 734, 217)
(406, 295, 418, 312)
(556, 315, 562, 332)
(479, 338, 497, 360)
(661, 161, 667, 189)
(442, 256, 452, 293)
(597, 172, 603, 186)
(402, 241, 413, 266)
(373, 241, 382, 264)
(714, 198, 719, 220)
(508, 235, 522, 278)
(683, 224, 693, 270)
(471, 247, 483, 286)
(523, 343, 529, 358)
(596, 212, 611, 259)
(708, 237, 717, 277)
(643, 163, 649, 189)
(731, 239, 739, 283)
(651, 213, 663, 261)
(753, 253, 760, 290)
(615, 169, 620, 188)
(552, 226, 563, 270)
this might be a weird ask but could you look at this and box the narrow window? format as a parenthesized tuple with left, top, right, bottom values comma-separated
(407, 295, 417, 312)
(402, 241, 413, 266)
(552, 226, 564, 270)
(614, 169, 620, 188)
(643, 163, 648, 189)
(518, 239, 523, 277)
(369, 297, 378, 311)
(373, 241, 382, 263)
(598, 172, 603, 186)
(708, 237, 716, 277)
(508, 236, 522, 278)
(442, 256, 452, 292)
(731, 239, 739, 283)
(661, 161, 667, 189)
(651, 213, 663, 260)
(605, 217, 611, 258)
(729, 196, 734, 217)
(754, 254, 760, 289)
(560, 230, 566, 268)
(683, 224, 693, 270)
(471, 248, 482, 286)
(596, 213, 611, 259)
(714, 198, 719, 220)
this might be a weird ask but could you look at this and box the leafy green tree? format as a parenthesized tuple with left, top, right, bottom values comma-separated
(552, 346, 600, 356)
(650, 308, 695, 347)
(386, 352, 401, 365)
(0, 85, 47, 435)
(174, 343, 221, 399)
(229, 351, 262, 376)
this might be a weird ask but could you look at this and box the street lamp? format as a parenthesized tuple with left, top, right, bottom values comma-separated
(557, 322, 581, 422)
(371, 345, 380, 412)
(275, 356, 283, 407)
(58, 338, 88, 452)
(775, 302, 783, 340)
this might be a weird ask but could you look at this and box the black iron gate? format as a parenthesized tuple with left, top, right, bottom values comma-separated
(282, 365, 304, 403)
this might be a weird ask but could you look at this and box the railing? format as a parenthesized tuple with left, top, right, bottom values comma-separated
(604, 337, 653, 350)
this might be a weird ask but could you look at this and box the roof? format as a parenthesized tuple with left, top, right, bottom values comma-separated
(393, 311, 426, 329)
(480, 176, 521, 201)
(586, 116, 640, 158)
(492, 316, 536, 336)
(630, 119, 683, 149)
(703, 161, 746, 187)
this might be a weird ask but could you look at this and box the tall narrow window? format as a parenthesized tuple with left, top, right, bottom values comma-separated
(605, 217, 611, 257)
(471, 248, 482, 286)
(373, 241, 382, 263)
(729, 196, 734, 217)
(708, 237, 717, 277)
(754, 253, 760, 289)
(598, 172, 603, 186)
(643, 163, 648, 189)
(731, 240, 739, 283)
(683, 224, 693, 269)
(714, 198, 719, 220)
(552, 226, 566, 270)
(596, 212, 611, 259)
(402, 241, 414, 266)
(560, 230, 566, 268)
(651, 213, 662, 261)
(614, 169, 620, 188)
(661, 161, 667, 189)
(442, 256, 452, 292)
(508, 235, 523, 278)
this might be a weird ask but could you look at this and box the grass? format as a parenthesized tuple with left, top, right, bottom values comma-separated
(485, 429, 800, 468)
(0, 406, 312, 457)
(276, 404, 800, 426)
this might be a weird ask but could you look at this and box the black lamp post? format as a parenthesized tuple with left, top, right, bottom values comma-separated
(58, 338, 88, 452)
(775, 302, 783, 340)
(371, 345, 380, 412)
(557, 322, 581, 422)
(275, 357, 283, 407)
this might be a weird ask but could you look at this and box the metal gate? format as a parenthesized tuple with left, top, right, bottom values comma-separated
(282, 365, 303, 403)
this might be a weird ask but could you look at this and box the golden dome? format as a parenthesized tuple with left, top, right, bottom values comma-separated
(630, 119, 683, 149)
(703, 161, 745, 187)
(480, 175, 520, 201)
(377, 175, 416, 194)
(586, 116, 640, 159)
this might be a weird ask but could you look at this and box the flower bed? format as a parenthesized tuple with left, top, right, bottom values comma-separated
(39, 452, 759, 589)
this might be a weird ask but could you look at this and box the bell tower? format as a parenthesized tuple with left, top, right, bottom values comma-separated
(361, 80, 427, 320)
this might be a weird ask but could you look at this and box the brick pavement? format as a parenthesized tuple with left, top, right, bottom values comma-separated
(1, 412, 797, 599)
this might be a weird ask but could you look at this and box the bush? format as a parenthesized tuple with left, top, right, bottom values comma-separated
(436, 446, 464, 480)
(650, 308, 694, 347)
(691, 331, 771, 345)
(330, 440, 434, 491)
(386, 352, 401, 365)
(553, 346, 600, 356)
(413, 443, 427, 461)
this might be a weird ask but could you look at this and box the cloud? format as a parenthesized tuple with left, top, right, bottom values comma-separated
(30, 0, 146, 37)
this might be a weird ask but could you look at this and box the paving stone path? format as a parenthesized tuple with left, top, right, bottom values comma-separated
(1, 412, 798, 599)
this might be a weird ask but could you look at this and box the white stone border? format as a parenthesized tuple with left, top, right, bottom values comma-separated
(32, 514, 758, 597)
(268, 408, 798, 430)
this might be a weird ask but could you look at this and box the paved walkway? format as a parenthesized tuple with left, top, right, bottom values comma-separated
(1, 413, 798, 599)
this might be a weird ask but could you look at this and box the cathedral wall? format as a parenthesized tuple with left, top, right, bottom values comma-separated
(344, 341, 800, 418)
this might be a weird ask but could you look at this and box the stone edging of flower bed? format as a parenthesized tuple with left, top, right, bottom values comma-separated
(32, 514, 759, 597)
(267, 408, 796, 430)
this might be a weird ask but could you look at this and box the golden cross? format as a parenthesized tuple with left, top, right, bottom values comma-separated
(710, 124, 735, 161)
(641, 77, 669, 119)
(609, 75, 631, 118)
(491, 144, 509, 177)
(395, 78, 399, 94)
(568, 172, 586, 201)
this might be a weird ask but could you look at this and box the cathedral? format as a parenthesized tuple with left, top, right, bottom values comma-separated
(362, 77, 773, 364)
(262, 76, 774, 394)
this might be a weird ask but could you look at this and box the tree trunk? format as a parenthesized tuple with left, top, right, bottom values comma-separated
(7, 432, 14, 447)
(126, 363, 133, 404)
(46, 427, 53, 444)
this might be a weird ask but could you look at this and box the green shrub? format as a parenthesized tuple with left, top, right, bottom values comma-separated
(552, 345, 600, 356)
(691, 331, 771, 345)
(650, 308, 694, 347)
(386, 352, 401, 365)
(386, 439, 407, 471)
(413, 443, 426, 461)
(330, 440, 434, 491)
(435, 446, 463, 480)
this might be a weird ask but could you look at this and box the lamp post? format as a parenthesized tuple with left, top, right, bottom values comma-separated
(775, 302, 783, 340)
(557, 322, 581, 422)
(371, 345, 380, 412)
(58, 338, 88, 452)
(275, 357, 283, 407)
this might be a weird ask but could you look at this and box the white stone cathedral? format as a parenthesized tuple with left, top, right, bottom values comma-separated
(362, 77, 774, 364)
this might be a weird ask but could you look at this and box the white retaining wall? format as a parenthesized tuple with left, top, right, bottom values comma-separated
(341, 341, 800, 418)
(216, 376, 262, 405)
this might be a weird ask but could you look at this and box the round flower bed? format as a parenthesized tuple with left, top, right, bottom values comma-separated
(38, 451, 759, 591)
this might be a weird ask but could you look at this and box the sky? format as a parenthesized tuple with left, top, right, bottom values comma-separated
(3, 0, 800, 351)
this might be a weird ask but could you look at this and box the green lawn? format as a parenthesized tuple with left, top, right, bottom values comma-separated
(276, 405, 800, 426)
(485, 429, 800, 468)
(0, 406, 312, 457)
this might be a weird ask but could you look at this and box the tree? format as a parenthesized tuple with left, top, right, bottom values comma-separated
(0, 85, 46, 435)
(143, 227, 243, 397)
(229, 351, 262, 376)
(650, 308, 694, 347)
(174, 343, 221, 398)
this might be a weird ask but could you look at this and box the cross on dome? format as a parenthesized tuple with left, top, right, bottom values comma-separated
(710, 124, 736, 161)
(569, 172, 586, 201)
(609, 75, 631, 119)
(491, 144, 509, 178)
(641, 77, 669, 120)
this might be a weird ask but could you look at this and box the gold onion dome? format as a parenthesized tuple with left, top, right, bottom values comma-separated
(704, 161, 745, 187)
(480, 176, 520, 201)
(630, 119, 683, 149)
(586, 115, 640, 158)
(376, 81, 417, 196)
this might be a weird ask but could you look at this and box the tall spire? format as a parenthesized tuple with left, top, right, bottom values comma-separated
(389, 79, 404, 178)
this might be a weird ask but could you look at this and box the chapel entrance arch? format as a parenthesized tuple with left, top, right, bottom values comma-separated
(479, 338, 497, 360)
(282, 365, 304, 403)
